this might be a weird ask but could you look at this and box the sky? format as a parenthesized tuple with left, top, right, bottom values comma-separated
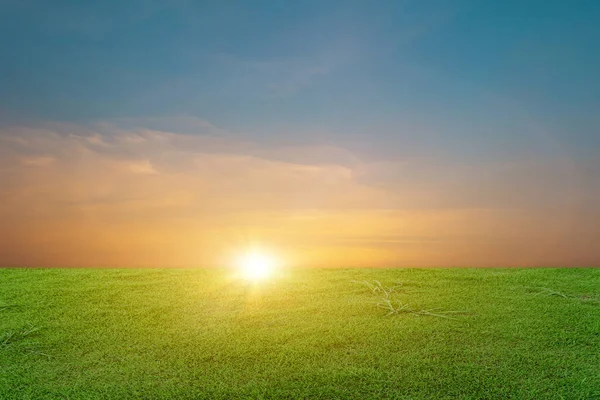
(1, 0, 599, 267)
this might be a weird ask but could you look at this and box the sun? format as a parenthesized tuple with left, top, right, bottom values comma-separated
(238, 250, 276, 281)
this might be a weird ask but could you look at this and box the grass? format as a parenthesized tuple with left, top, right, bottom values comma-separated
(1, 268, 599, 399)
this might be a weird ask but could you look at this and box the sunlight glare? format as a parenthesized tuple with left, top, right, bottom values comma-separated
(238, 250, 276, 281)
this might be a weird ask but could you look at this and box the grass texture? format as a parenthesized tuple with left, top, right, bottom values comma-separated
(1, 268, 599, 399)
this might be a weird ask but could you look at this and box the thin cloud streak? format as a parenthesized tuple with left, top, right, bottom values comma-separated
(0, 120, 598, 267)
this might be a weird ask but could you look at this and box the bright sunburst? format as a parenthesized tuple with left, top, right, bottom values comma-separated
(238, 250, 276, 281)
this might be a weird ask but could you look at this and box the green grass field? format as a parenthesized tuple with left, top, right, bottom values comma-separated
(1, 268, 599, 399)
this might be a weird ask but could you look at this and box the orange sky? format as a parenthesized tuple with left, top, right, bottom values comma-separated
(1, 121, 599, 267)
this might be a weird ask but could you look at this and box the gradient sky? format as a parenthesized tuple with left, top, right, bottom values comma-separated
(1, 1, 599, 267)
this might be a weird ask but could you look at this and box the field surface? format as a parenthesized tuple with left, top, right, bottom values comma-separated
(1, 268, 599, 399)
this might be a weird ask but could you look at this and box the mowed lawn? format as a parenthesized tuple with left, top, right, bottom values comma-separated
(1, 268, 599, 399)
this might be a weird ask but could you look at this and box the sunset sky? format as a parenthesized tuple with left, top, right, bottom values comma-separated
(1, 1, 599, 267)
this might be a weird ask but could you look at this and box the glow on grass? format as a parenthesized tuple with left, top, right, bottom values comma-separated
(238, 250, 277, 281)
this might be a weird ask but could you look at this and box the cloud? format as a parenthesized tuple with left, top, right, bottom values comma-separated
(359, 155, 594, 211)
(20, 156, 55, 167)
(205, 52, 343, 98)
(0, 120, 599, 267)
(0, 122, 390, 236)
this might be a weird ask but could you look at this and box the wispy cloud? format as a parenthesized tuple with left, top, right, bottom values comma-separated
(0, 119, 598, 267)
(205, 53, 343, 98)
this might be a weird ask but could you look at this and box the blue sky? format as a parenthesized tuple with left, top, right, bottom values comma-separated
(1, 1, 599, 266)
(3, 1, 599, 153)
